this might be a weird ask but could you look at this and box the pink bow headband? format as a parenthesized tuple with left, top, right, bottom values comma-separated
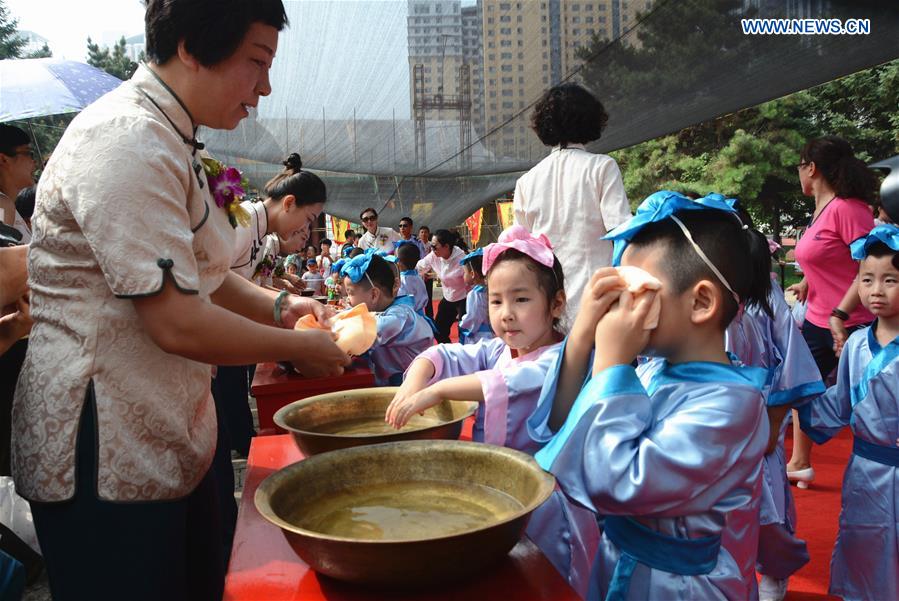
(482, 225, 556, 273)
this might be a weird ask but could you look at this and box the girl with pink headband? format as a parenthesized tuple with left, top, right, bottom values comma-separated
(385, 225, 599, 596)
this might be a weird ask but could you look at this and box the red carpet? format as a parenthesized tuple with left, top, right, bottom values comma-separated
(782, 429, 851, 600)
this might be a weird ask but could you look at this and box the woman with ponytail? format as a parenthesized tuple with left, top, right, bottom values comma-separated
(213, 153, 331, 553)
(786, 136, 878, 487)
(416, 229, 470, 343)
(230, 153, 326, 279)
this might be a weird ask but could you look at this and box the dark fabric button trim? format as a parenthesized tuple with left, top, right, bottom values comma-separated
(157, 258, 174, 269)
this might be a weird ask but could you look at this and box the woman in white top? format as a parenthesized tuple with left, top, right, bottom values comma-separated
(358, 207, 401, 254)
(216, 153, 324, 473)
(513, 83, 631, 329)
(417, 229, 469, 343)
(14, 3, 350, 599)
(231, 153, 323, 280)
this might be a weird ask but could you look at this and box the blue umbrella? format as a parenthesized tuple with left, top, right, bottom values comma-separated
(0, 58, 123, 122)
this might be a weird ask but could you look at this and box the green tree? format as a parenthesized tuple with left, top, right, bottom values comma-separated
(572, 0, 899, 239)
(86, 35, 137, 80)
(607, 60, 899, 240)
(0, 0, 25, 59)
(27, 42, 51, 58)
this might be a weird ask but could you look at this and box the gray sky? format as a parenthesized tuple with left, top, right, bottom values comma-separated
(6, 0, 413, 119)
(6, 0, 145, 60)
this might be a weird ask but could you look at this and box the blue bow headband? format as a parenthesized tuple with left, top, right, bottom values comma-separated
(331, 259, 346, 273)
(460, 248, 483, 266)
(850, 224, 899, 260)
(340, 253, 375, 284)
(395, 239, 418, 250)
(374, 249, 398, 264)
(604, 190, 743, 303)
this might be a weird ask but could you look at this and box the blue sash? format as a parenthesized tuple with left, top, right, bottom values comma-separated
(853, 438, 899, 467)
(603, 516, 720, 601)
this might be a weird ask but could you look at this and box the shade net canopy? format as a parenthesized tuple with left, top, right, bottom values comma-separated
(201, 0, 899, 229)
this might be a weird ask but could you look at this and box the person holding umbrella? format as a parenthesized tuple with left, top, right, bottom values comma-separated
(12, 2, 349, 600)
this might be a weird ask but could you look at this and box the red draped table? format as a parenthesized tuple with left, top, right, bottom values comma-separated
(251, 360, 376, 435)
(223, 434, 580, 601)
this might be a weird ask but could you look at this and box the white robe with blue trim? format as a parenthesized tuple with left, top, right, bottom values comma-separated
(529, 356, 769, 600)
(799, 323, 899, 601)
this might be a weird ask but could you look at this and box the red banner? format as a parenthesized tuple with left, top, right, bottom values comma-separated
(465, 208, 483, 247)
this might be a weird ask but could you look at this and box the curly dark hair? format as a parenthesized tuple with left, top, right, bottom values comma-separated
(529, 83, 609, 147)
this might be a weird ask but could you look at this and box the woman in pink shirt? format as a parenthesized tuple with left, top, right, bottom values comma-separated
(786, 136, 878, 485)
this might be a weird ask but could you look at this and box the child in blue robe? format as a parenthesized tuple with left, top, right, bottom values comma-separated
(459, 249, 494, 344)
(396, 241, 429, 315)
(340, 252, 434, 386)
(721, 207, 824, 601)
(530, 191, 772, 600)
(799, 224, 899, 601)
(385, 226, 599, 596)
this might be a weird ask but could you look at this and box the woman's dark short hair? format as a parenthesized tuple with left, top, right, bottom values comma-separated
(530, 83, 608, 147)
(0, 124, 30, 156)
(144, 0, 289, 67)
(264, 153, 326, 206)
(360, 207, 378, 220)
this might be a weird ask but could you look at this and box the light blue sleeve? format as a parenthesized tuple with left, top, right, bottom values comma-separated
(527, 336, 594, 446)
(541, 374, 767, 517)
(375, 308, 410, 347)
(458, 289, 484, 334)
(798, 338, 854, 444)
(766, 286, 825, 406)
(412, 338, 506, 382)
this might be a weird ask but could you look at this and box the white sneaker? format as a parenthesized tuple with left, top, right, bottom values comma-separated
(759, 575, 788, 601)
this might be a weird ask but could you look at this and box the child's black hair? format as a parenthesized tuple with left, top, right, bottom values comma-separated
(487, 249, 565, 326)
(347, 254, 395, 296)
(366, 254, 396, 296)
(862, 241, 899, 271)
(729, 202, 774, 317)
(348, 247, 366, 258)
(627, 210, 772, 327)
(396, 243, 421, 271)
(464, 254, 485, 279)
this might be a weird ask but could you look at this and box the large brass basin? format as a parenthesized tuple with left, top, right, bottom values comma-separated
(273, 387, 478, 456)
(255, 440, 555, 587)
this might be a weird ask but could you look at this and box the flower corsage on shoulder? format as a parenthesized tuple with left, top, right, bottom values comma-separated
(202, 157, 252, 228)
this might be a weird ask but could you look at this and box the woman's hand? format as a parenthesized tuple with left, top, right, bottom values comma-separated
(570, 268, 624, 351)
(289, 329, 350, 377)
(385, 385, 444, 429)
(829, 315, 849, 357)
(282, 295, 336, 328)
(385, 359, 435, 424)
(787, 278, 808, 303)
(593, 290, 656, 374)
